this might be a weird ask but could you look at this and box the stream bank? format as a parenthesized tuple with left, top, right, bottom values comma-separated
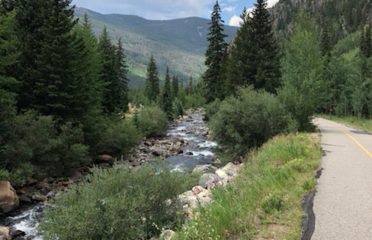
(0, 109, 221, 240)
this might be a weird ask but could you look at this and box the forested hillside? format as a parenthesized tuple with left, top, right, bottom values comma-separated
(74, 8, 238, 88)
(271, 0, 372, 42)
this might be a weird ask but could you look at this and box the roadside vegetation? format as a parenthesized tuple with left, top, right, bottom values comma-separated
(40, 167, 198, 240)
(320, 115, 372, 133)
(175, 133, 321, 239)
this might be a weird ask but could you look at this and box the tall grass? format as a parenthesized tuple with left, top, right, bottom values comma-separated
(320, 115, 372, 133)
(175, 133, 321, 240)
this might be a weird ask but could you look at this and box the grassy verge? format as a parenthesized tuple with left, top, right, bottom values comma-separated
(175, 133, 321, 240)
(319, 115, 372, 133)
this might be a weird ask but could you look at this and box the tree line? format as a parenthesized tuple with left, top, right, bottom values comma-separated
(204, 0, 372, 129)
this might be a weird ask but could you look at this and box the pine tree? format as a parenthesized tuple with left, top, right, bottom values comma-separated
(204, 1, 227, 102)
(14, 0, 48, 110)
(0, 11, 18, 149)
(227, 1, 280, 94)
(226, 8, 254, 94)
(361, 25, 371, 58)
(31, 0, 88, 120)
(114, 38, 129, 112)
(172, 75, 179, 98)
(162, 67, 173, 119)
(187, 76, 194, 94)
(145, 55, 160, 102)
(250, 0, 281, 93)
(320, 25, 332, 58)
(98, 27, 117, 114)
(74, 14, 105, 145)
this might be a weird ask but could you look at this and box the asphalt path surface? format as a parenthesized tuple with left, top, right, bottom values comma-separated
(312, 118, 372, 240)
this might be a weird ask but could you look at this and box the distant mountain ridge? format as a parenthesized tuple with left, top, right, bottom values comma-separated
(74, 7, 238, 88)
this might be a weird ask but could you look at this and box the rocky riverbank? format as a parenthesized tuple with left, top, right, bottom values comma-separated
(0, 109, 223, 239)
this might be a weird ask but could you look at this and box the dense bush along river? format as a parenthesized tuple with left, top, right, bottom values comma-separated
(1, 110, 218, 239)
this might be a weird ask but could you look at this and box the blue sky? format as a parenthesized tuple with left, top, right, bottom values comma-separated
(73, 0, 279, 26)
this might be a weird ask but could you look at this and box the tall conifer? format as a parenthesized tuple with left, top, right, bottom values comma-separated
(98, 27, 117, 114)
(204, 1, 227, 102)
(145, 55, 160, 102)
(114, 38, 129, 112)
(162, 67, 173, 119)
(172, 76, 179, 98)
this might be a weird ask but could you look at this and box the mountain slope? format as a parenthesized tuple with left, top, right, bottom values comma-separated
(75, 8, 238, 88)
(271, 0, 372, 42)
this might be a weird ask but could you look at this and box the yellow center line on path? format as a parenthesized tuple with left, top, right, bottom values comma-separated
(342, 129, 372, 158)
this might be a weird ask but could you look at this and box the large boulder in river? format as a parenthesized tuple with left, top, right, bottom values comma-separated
(0, 226, 10, 240)
(97, 154, 114, 165)
(0, 181, 19, 214)
(192, 165, 217, 175)
(198, 173, 221, 189)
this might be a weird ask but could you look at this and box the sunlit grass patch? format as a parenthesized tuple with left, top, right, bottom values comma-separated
(175, 133, 321, 240)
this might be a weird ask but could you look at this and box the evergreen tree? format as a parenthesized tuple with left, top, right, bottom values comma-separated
(187, 76, 194, 94)
(250, 0, 281, 93)
(172, 75, 179, 98)
(321, 26, 332, 57)
(204, 1, 227, 102)
(226, 8, 253, 94)
(98, 27, 117, 114)
(162, 67, 173, 119)
(0, 11, 18, 152)
(14, 0, 48, 110)
(361, 25, 371, 58)
(31, 0, 88, 120)
(145, 55, 160, 102)
(114, 38, 129, 112)
(227, 0, 281, 94)
(74, 14, 105, 145)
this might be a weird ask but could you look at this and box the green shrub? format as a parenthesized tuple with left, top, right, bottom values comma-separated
(261, 193, 284, 214)
(136, 106, 168, 137)
(173, 98, 185, 117)
(2, 111, 90, 177)
(183, 93, 206, 109)
(204, 99, 222, 121)
(40, 167, 197, 240)
(210, 87, 296, 155)
(9, 162, 34, 186)
(97, 119, 141, 156)
(0, 169, 10, 181)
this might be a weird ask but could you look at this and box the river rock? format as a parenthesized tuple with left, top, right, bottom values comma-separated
(97, 154, 114, 164)
(18, 195, 32, 203)
(0, 226, 10, 240)
(159, 230, 175, 240)
(192, 186, 212, 207)
(198, 173, 221, 189)
(10, 229, 25, 239)
(178, 191, 198, 209)
(192, 165, 217, 175)
(32, 193, 47, 202)
(215, 169, 229, 180)
(221, 162, 243, 177)
(0, 181, 19, 214)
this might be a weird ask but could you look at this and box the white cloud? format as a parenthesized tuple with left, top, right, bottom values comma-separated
(229, 15, 242, 27)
